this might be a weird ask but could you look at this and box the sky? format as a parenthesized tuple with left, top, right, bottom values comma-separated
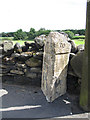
(0, 0, 87, 33)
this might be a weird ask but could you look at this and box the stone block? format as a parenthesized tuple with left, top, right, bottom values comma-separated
(25, 72, 37, 79)
(25, 57, 42, 67)
(41, 32, 71, 102)
(3, 41, 13, 52)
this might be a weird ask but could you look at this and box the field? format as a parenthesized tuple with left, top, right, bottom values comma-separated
(0, 37, 85, 46)
(12, 40, 34, 46)
(72, 35, 85, 39)
(72, 39, 85, 46)
(0, 37, 34, 46)
(0, 37, 14, 40)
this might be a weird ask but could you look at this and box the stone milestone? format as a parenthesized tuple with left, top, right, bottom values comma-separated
(41, 32, 71, 102)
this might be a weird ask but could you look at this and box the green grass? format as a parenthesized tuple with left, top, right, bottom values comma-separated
(72, 39, 85, 46)
(0, 37, 14, 40)
(0, 38, 34, 46)
(12, 40, 34, 46)
(72, 35, 85, 39)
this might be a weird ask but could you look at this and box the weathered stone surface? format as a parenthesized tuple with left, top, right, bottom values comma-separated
(36, 51, 43, 56)
(24, 67, 41, 74)
(3, 48, 14, 57)
(22, 42, 30, 52)
(15, 63, 26, 69)
(28, 43, 39, 52)
(34, 34, 47, 47)
(37, 73, 42, 79)
(21, 52, 33, 58)
(0, 68, 10, 74)
(3, 41, 13, 52)
(1, 40, 43, 85)
(67, 64, 78, 77)
(0, 55, 4, 59)
(18, 52, 32, 61)
(11, 53, 21, 58)
(76, 44, 84, 52)
(10, 70, 24, 75)
(69, 53, 76, 60)
(0, 74, 2, 77)
(33, 52, 43, 60)
(70, 51, 84, 78)
(44, 32, 71, 54)
(25, 57, 42, 67)
(30, 67, 41, 73)
(0, 64, 7, 69)
(25, 72, 37, 78)
(68, 40, 77, 53)
(12, 52, 32, 61)
(0, 46, 3, 54)
(14, 42, 22, 53)
(42, 32, 71, 102)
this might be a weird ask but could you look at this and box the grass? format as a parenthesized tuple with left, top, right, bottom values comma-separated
(0, 38, 34, 46)
(72, 35, 85, 39)
(12, 40, 34, 46)
(72, 39, 85, 46)
(0, 37, 14, 40)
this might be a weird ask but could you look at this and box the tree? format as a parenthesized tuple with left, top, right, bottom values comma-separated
(63, 30, 74, 39)
(30, 28, 36, 33)
(14, 29, 28, 40)
(1, 32, 7, 37)
(27, 28, 51, 39)
(7, 32, 14, 37)
(28, 28, 36, 39)
(36, 28, 51, 37)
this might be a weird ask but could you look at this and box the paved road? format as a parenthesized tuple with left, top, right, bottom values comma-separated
(0, 83, 88, 118)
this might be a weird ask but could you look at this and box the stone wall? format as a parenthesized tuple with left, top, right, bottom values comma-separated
(0, 39, 43, 85)
(0, 33, 84, 90)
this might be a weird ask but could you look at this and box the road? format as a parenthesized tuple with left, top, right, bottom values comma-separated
(0, 83, 89, 119)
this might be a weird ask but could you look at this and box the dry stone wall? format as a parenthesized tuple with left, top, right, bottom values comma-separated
(0, 33, 85, 94)
(0, 40, 43, 85)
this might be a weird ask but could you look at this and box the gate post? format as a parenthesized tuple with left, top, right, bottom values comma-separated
(80, 0, 90, 111)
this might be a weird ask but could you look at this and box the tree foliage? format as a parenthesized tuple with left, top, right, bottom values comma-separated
(0, 28, 85, 40)
(14, 29, 28, 40)
(63, 29, 85, 35)
(27, 28, 36, 39)
(63, 30, 74, 39)
(27, 28, 51, 40)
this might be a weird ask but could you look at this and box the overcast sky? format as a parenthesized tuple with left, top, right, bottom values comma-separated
(0, 0, 87, 33)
